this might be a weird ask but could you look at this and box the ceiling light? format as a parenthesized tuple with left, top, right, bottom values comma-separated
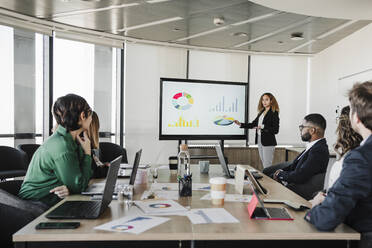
(146, 0, 172, 3)
(287, 39, 316, 52)
(231, 32, 248, 37)
(174, 26, 229, 42)
(116, 16, 183, 32)
(290, 32, 304, 41)
(233, 17, 313, 48)
(213, 17, 225, 26)
(231, 11, 281, 26)
(52, 3, 139, 18)
(317, 20, 358, 39)
(172, 27, 181, 32)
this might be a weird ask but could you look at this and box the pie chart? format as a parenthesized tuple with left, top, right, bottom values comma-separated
(149, 203, 172, 208)
(172, 92, 194, 110)
(214, 116, 234, 126)
(111, 224, 134, 231)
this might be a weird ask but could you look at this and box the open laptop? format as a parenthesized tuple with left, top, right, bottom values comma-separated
(82, 149, 142, 195)
(46, 155, 122, 219)
(247, 184, 293, 220)
(215, 144, 263, 180)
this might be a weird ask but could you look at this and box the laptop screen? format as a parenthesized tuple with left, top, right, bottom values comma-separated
(129, 149, 142, 185)
(215, 144, 232, 177)
(101, 155, 122, 209)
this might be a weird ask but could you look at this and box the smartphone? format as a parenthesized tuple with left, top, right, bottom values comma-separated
(35, 222, 80, 230)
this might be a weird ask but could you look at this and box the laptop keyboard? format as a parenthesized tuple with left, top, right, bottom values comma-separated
(62, 201, 101, 217)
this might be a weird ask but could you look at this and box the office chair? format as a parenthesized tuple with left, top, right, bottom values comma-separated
(16, 143, 40, 167)
(287, 172, 326, 200)
(0, 180, 48, 248)
(99, 142, 128, 164)
(0, 146, 28, 180)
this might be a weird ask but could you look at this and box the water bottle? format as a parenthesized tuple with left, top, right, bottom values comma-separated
(177, 144, 190, 178)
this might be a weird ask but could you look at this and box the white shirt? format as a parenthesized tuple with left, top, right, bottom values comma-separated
(360, 134, 371, 146)
(327, 155, 345, 190)
(297, 138, 324, 161)
(257, 111, 266, 135)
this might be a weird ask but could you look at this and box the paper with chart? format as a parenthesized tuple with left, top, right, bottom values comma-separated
(200, 193, 252, 203)
(94, 215, 170, 234)
(186, 208, 239, 224)
(135, 200, 188, 215)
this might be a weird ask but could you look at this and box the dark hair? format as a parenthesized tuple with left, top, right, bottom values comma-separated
(334, 106, 363, 157)
(257, 92, 280, 113)
(348, 81, 372, 131)
(304, 113, 326, 136)
(53, 94, 92, 132)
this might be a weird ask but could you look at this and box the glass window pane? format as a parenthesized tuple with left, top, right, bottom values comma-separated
(53, 38, 94, 109)
(0, 25, 14, 135)
(35, 33, 44, 136)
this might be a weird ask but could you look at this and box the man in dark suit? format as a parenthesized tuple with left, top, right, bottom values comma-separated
(263, 113, 329, 199)
(305, 82, 372, 248)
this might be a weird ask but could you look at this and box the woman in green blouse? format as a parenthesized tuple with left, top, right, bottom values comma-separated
(19, 94, 93, 207)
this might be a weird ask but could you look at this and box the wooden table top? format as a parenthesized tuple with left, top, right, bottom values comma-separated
(13, 164, 359, 242)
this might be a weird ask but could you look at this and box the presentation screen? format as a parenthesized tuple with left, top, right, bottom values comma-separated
(159, 78, 248, 140)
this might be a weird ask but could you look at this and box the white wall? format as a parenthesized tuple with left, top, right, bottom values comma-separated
(250, 55, 309, 144)
(125, 43, 187, 164)
(310, 23, 372, 146)
(188, 50, 249, 145)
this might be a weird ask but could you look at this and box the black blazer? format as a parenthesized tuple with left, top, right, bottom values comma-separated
(278, 138, 329, 184)
(306, 135, 372, 233)
(240, 108, 279, 146)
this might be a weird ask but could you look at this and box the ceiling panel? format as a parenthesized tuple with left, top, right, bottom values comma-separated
(0, 0, 370, 54)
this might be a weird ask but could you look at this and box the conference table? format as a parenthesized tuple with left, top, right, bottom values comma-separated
(13, 164, 360, 248)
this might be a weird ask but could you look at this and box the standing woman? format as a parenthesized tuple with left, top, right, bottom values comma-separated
(234, 93, 280, 169)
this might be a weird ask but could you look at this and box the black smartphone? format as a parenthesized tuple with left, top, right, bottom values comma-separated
(35, 222, 80, 230)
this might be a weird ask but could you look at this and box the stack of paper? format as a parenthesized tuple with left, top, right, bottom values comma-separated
(200, 193, 252, 203)
(186, 208, 239, 224)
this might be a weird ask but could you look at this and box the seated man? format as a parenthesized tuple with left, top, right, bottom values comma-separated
(264, 113, 329, 199)
(305, 82, 372, 248)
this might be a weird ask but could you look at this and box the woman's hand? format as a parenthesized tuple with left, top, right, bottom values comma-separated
(233, 120, 241, 126)
(50, 185, 70, 199)
(309, 191, 326, 208)
(76, 131, 91, 155)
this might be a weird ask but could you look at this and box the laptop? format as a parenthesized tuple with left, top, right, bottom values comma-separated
(247, 184, 293, 220)
(46, 155, 122, 219)
(82, 149, 142, 195)
(215, 144, 263, 180)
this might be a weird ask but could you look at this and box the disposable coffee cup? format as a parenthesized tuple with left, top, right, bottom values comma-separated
(209, 177, 226, 205)
(134, 169, 148, 185)
(199, 161, 209, 174)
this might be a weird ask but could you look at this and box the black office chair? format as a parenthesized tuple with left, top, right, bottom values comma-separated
(99, 142, 128, 164)
(0, 180, 48, 248)
(16, 144, 40, 167)
(0, 146, 28, 180)
(287, 172, 326, 200)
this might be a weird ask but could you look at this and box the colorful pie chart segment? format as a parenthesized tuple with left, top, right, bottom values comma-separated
(172, 92, 194, 110)
(111, 224, 134, 231)
(149, 203, 172, 208)
(214, 116, 234, 126)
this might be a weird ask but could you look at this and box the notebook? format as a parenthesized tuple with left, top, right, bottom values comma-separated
(247, 184, 293, 220)
(82, 149, 142, 195)
(46, 155, 122, 219)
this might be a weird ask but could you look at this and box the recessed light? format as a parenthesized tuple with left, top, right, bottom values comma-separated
(290, 32, 304, 41)
(277, 41, 284, 44)
(172, 27, 181, 32)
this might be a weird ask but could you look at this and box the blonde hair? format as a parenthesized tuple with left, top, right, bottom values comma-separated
(89, 111, 100, 149)
(257, 92, 279, 113)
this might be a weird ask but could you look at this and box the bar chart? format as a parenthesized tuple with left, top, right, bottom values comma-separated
(168, 116, 200, 128)
(209, 96, 238, 112)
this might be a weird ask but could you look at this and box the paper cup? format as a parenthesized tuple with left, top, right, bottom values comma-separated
(209, 177, 226, 205)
